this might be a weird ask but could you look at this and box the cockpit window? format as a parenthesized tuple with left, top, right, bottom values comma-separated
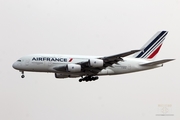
(17, 60, 21, 62)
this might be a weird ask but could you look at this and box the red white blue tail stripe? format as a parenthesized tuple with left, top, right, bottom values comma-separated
(134, 31, 168, 59)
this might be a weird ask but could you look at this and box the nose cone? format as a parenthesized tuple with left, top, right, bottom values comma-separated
(12, 62, 18, 70)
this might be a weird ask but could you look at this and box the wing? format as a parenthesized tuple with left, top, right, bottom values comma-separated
(80, 50, 140, 75)
(100, 50, 140, 67)
(54, 50, 140, 75)
(78, 50, 140, 68)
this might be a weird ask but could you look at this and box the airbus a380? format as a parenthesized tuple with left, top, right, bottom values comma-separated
(13, 31, 174, 82)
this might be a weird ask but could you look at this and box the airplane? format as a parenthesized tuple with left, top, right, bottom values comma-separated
(12, 31, 174, 82)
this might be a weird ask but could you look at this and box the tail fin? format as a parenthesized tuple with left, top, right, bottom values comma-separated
(133, 31, 168, 59)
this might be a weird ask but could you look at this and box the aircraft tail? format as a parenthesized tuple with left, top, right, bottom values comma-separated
(133, 31, 168, 59)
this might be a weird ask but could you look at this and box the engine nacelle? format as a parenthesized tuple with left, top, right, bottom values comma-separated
(55, 73, 68, 78)
(88, 59, 104, 67)
(66, 64, 81, 72)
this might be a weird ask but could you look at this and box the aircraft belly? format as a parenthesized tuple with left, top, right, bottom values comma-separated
(98, 69, 114, 75)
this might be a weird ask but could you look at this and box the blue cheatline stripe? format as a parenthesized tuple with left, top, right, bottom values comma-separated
(141, 32, 167, 58)
(141, 36, 165, 58)
(143, 37, 165, 58)
(136, 31, 167, 58)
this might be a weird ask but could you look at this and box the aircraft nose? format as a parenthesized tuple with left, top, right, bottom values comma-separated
(12, 62, 18, 69)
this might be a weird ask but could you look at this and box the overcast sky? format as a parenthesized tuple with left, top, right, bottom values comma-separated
(0, 0, 179, 120)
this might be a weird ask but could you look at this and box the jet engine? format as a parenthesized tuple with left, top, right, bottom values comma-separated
(88, 59, 104, 67)
(66, 64, 81, 72)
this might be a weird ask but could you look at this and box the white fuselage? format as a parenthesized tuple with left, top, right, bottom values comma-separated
(12, 31, 173, 81)
(12, 54, 161, 77)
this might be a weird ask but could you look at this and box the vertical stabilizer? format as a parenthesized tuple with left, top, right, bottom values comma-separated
(133, 31, 168, 59)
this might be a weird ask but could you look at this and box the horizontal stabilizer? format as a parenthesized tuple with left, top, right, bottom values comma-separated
(140, 59, 175, 66)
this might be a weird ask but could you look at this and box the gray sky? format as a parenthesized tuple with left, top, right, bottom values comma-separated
(0, 0, 179, 120)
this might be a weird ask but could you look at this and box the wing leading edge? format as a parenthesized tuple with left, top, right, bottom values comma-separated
(101, 50, 140, 66)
